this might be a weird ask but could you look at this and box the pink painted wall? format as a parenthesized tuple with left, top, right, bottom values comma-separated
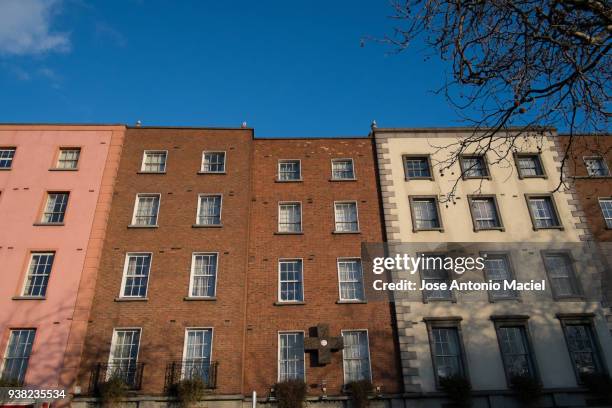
(0, 125, 124, 389)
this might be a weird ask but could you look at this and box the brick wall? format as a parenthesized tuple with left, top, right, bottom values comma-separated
(78, 128, 253, 395)
(78, 132, 402, 399)
(558, 135, 612, 242)
(244, 138, 402, 396)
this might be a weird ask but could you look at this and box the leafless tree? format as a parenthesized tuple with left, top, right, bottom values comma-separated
(385, 0, 611, 201)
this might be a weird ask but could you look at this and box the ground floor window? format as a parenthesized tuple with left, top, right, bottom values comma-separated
(182, 329, 213, 381)
(1, 329, 36, 384)
(342, 330, 371, 383)
(108, 329, 141, 385)
(278, 332, 304, 381)
(425, 318, 467, 387)
(559, 316, 604, 381)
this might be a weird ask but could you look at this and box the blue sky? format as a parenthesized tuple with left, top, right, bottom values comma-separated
(0, 0, 461, 137)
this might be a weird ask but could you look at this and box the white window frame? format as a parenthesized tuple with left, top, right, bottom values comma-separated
(181, 327, 214, 380)
(277, 331, 306, 381)
(278, 258, 304, 303)
(188, 252, 219, 298)
(200, 151, 226, 173)
(584, 156, 610, 177)
(337, 258, 365, 302)
(420, 254, 453, 302)
(0, 329, 36, 384)
(469, 196, 503, 230)
(516, 153, 546, 178)
(277, 201, 302, 233)
(140, 150, 168, 173)
(55, 147, 81, 169)
(403, 155, 433, 180)
(196, 194, 223, 226)
(131, 193, 161, 226)
(482, 253, 518, 301)
(599, 198, 612, 229)
(277, 159, 302, 181)
(541, 251, 581, 299)
(119, 253, 153, 299)
(41, 191, 70, 224)
(107, 328, 142, 380)
(0, 147, 17, 169)
(460, 155, 489, 178)
(526, 195, 562, 229)
(331, 158, 356, 180)
(341, 329, 372, 383)
(21, 252, 55, 298)
(333, 201, 360, 232)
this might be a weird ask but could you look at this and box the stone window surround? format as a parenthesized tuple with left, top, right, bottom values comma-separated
(408, 195, 444, 232)
(467, 194, 505, 231)
(556, 313, 607, 384)
(403, 154, 435, 181)
(459, 154, 491, 180)
(524, 193, 564, 231)
(513, 152, 548, 179)
(423, 316, 470, 390)
(490, 315, 541, 387)
(540, 250, 583, 301)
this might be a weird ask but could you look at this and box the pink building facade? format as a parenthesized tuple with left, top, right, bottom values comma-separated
(0, 125, 124, 394)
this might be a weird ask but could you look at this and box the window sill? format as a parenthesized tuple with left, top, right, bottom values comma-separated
(329, 178, 357, 182)
(197, 171, 226, 175)
(192, 224, 223, 228)
(49, 168, 78, 171)
(0, 168, 12, 171)
(573, 175, 612, 179)
(462, 176, 491, 180)
(33, 222, 65, 226)
(114, 297, 148, 302)
(413, 228, 444, 233)
(474, 227, 505, 232)
(532, 226, 564, 231)
(275, 179, 303, 183)
(332, 230, 360, 234)
(137, 171, 166, 175)
(274, 231, 303, 235)
(128, 225, 159, 229)
(12, 296, 46, 301)
(274, 301, 306, 306)
(489, 297, 521, 303)
(336, 300, 367, 304)
(405, 177, 434, 181)
(518, 175, 547, 179)
(423, 298, 456, 304)
(184, 296, 217, 301)
(552, 296, 585, 302)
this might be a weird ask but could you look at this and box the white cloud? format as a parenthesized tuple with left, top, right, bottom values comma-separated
(95, 22, 127, 47)
(0, 0, 70, 55)
(0, 62, 31, 80)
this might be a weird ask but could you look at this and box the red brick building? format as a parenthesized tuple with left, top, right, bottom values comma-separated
(76, 127, 254, 400)
(74, 129, 401, 406)
(558, 134, 612, 242)
(245, 138, 402, 397)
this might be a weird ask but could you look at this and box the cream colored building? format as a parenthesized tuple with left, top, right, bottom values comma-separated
(373, 127, 612, 407)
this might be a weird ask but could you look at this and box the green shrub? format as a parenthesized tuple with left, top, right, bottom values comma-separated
(175, 378, 206, 407)
(581, 372, 612, 403)
(96, 376, 128, 407)
(439, 375, 472, 408)
(345, 380, 373, 408)
(510, 375, 542, 407)
(274, 380, 307, 408)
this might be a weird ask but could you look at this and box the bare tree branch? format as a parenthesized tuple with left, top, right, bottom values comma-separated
(382, 0, 611, 200)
